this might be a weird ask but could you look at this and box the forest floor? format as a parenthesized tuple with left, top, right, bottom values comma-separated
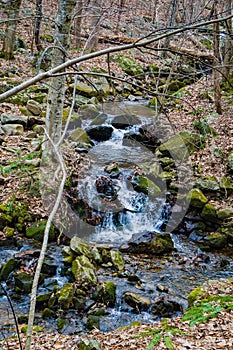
(1, 1, 233, 349)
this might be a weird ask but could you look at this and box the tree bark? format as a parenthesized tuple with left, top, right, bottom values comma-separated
(213, 0, 222, 114)
(222, 0, 232, 79)
(45, 0, 77, 146)
(1, 0, 22, 60)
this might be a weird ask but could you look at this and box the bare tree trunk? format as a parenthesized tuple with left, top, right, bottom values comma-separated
(34, 0, 43, 52)
(213, 0, 222, 114)
(162, 0, 178, 57)
(45, 0, 77, 146)
(86, 0, 103, 52)
(222, 0, 232, 79)
(74, 0, 83, 48)
(1, 0, 22, 60)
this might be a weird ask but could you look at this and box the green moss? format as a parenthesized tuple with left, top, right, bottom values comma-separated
(116, 55, 144, 76)
(187, 286, 205, 307)
(57, 283, 74, 310)
(200, 203, 218, 222)
(0, 258, 15, 281)
(26, 219, 56, 242)
(186, 188, 208, 209)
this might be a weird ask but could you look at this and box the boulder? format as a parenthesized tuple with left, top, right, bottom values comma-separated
(124, 292, 150, 311)
(110, 249, 125, 271)
(158, 132, 200, 160)
(203, 232, 227, 250)
(1, 124, 24, 135)
(0, 258, 15, 281)
(217, 208, 233, 219)
(26, 100, 42, 115)
(151, 298, 182, 317)
(1, 114, 28, 126)
(70, 237, 92, 259)
(116, 55, 144, 76)
(94, 281, 116, 307)
(220, 176, 233, 195)
(104, 162, 120, 177)
(72, 255, 97, 286)
(14, 272, 33, 293)
(121, 232, 174, 255)
(186, 188, 208, 209)
(70, 127, 92, 147)
(132, 175, 161, 197)
(26, 220, 56, 242)
(200, 204, 218, 223)
(123, 127, 160, 151)
(57, 283, 74, 310)
(111, 114, 140, 129)
(86, 125, 114, 142)
(196, 176, 220, 192)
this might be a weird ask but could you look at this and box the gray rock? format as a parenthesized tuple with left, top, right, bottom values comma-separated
(124, 292, 151, 311)
(26, 100, 42, 116)
(2, 124, 24, 135)
(1, 114, 28, 126)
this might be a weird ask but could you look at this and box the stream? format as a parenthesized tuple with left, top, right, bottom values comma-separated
(1, 100, 233, 336)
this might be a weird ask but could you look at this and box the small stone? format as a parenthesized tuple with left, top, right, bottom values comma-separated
(2, 124, 24, 135)
(156, 284, 169, 293)
(26, 100, 42, 116)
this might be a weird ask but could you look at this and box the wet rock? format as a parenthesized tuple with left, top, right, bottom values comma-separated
(0, 258, 15, 281)
(86, 125, 114, 142)
(62, 246, 75, 264)
(1, 124, 24, 135)
(90, 113, 108, 126)
(57, 283, 74, 310)
(95, 175, 118, 199)
(123, 127, 160, 151)
(104, 162, 120, 177)
(14, 272, 33, 293)
(121, 232, 174, 255)
(151, 298, 182, 317)
(111, 114, 140, 129)
(202, 232, 227, 250)
(91, 247, 102, 264)
(156, 284, 169, 293)
(41, 256, 58, 275)
(110, 249, 125, 271)
(94, 281, 116, 307)
(1, 114, 28, 126)
(132, 175, 161, 197)
(158, 131, 200, 160)
(200, 204, 218, 223)
(186, 188, 208, 209)
(70, 237, 92, 259)
(124, 292, 151, 311)
(72, 255, 97, 286)
(86, 315, 100, 331)
(26, 100, 42, 115)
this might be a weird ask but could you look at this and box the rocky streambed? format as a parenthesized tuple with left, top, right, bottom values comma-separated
(1, 101, 233, 338)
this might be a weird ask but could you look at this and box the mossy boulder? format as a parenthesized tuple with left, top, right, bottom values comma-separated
(158, 132, 200, 160)
(203, 232, 227, 250)
(116, 55, 144, 76)
(124, 292, 151, 311)
(122, 232, 174, 255)
(196, 176, 220, 192)
(187, 286, 205, 307)
(72, 255, 97, 286)
(0, 258, 15, 281)
(57, 283, 74, 310)
(110, 249, 125, 271)
(186, 188, 208, 209)
(217, 208, 233, 219)
(104, 162, 120, 176)
(70, 127, 92, 147)
(70, 237, 92, 259)
(26, 100, 42, 115)
(14, 272, 33, 293)
(94, 281, 116, 307)
(0, 201, 30, 232)
(26, 220, 56, 242)
(62, 246, 75, 264)
(70, 82, 95, 97)
(132, 175, 161, 197)
(200, 204, 218, 223)
(220, 176, 233, 195)
(228, 151, 233, 172)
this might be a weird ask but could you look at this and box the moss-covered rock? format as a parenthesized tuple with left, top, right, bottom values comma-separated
(158, 132, 201, 160)
(132, 175, 161, 197)
(70, 237, 92, 259)
(94, 281, 116, 307)
(116, 55, 144, 76)
(203, 232, 227, 250)
(79, 338, 102, 350)
(14, 272, 33, 293)
(26, 220, 56, 242)
(186, 188, 208, 209)
(196, 176, 220, 192)
(0, 258, 15, 281)
(70, 127, 92, 147)
(220, 176, 233, 195)
(110, 249, 125, 271)
(72, 255, 97, 286)
(217, 208, 233, 219)
(200, 204, 218, 223)
(187, 286, 205, 307)
(62, 246, 75, 264)
(57, 283, 74, 310)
